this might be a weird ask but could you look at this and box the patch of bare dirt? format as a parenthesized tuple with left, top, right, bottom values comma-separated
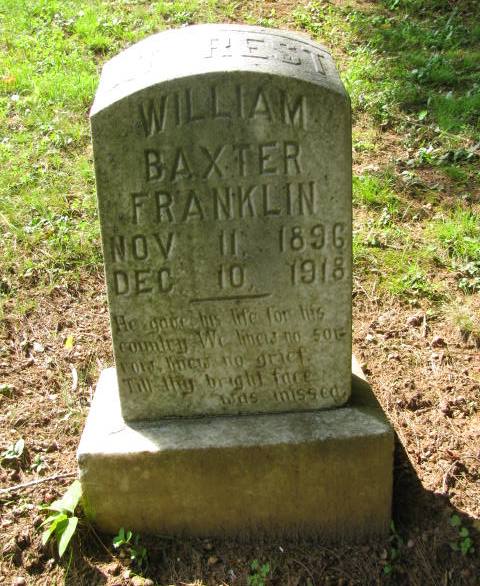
(354, 295, 480, 519)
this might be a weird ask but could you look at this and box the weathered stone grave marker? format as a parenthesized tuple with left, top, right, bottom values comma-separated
(90, 24, 352, 420)
(79, 25, 393, 540)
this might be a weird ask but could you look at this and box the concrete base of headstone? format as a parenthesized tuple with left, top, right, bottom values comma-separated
(78, 358, 393, 541)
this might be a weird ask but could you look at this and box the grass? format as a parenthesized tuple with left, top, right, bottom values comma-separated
(353, 173, 400, 214)
(0, 0, 478, 321)
(447, 298, 480, 344)
(340, 1, 480, 135)
(425, 209, 480, 292)
(429, 209, 480, 262)
(385, 259, 440, 300)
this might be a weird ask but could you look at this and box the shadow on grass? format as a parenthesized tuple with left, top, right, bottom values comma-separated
(341, 0, 480, 137)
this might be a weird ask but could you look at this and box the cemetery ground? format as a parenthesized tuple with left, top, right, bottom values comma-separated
(0, 0, 479, 584)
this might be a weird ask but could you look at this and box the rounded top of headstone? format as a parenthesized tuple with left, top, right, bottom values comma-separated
(91, 24, 347, 117)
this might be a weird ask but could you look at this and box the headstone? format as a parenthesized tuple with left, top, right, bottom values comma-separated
(78, 24, 393, 541)
(90, 24, 352, 421)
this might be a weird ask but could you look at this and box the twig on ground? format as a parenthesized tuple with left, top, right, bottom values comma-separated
(443, 455, 480, 495)
(0, 472, 77, 496)
(441, 461, 457, 495)
(354, 278, 374, 302)
(292, 558, 316, 584)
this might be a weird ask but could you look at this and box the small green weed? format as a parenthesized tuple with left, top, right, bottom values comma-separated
(382, 521, 404, 576)
(31, 454, 48, 474)
(457, 261, 480, 294)
(439, 148, 477, 167)
(247, 559, 270, 586)
(449, 514, 475, 555)
(442, 165, 469, 183)
(113, 527, 148, 570)
(1, 438, 25, 463)
(0, 383, 14, 398)
(40, 479, 82, 558)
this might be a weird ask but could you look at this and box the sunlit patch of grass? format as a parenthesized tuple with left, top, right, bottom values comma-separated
(291, 2, 327, 37)
(378, 252, 441, 300)
(344, 47, 402, 125)
(386, 262, 438, 299)
(353, 124, 378, 154)
(244, 8, 278, 28)
(155, 0, 217, 26)
(15, 298, 39, 317)
(0, 0, 229, 309)
(352, 231, 369, 267)
(428, 209, 480, 263)
(367, 223, 411, 250)
(156, 0, 200, 26)
(352, 216, 443, 300)
(425, 209, 480, 293)
(353, 174, 400, 214)
(290, 0, 354, 61)
(445, 297, 480, 345)
(329, 0, 480, 137)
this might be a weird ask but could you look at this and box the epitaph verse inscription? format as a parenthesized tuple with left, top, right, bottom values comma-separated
(91, 25, 352, 420)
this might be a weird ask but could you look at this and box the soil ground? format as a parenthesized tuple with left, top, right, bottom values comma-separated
(0, 273, 479, 585)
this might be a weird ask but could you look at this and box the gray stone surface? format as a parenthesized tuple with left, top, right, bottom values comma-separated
(91, 24, 352, 421)
(78, 363, 393, 539)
